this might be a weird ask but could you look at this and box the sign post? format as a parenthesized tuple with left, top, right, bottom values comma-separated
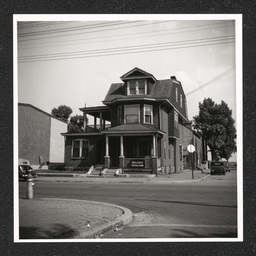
(187, 144, 195, 179)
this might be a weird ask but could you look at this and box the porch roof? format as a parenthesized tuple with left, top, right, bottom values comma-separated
(79, 105, 111, 121)
(102, 123, 165, 135)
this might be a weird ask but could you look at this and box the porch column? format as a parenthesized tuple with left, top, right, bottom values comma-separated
(94, 116, 97, 129)
(152, 134, 156, 157)
(119, 135, 124, 168)
(103, 119, 106, 130)
(104, 135, 110, 168)
(120, 136, 124, 156)
(83, 112, 87, 132)
(100, 112, 102, 131)
(152, 134, 157, 175)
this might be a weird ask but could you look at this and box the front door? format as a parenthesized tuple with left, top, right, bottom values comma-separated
(109, 137, 120, 167)
(96, 139, 105, 164)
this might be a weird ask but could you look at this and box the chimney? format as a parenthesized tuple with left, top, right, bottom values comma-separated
(170, 76, 176, 80)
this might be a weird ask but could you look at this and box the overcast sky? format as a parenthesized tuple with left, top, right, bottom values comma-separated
(15, 15, 242, 161)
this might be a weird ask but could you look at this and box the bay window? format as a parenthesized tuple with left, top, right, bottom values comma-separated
(124, 105, 140, 123)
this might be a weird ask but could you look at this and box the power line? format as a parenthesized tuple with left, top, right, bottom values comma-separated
(19, 35, 234, 59)
(18, 20, 233, 46)
(18, 39, 235, 63)
(18, 21, 142, 37)
(18, 23, 234, 50)
(186, 66, 235, 96)
(18, 20, 175, 42)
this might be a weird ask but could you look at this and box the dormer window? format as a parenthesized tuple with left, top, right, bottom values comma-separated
(127, 80, 147, 95)
(129, 81, 136, 95)
(180, 94, 183, 107)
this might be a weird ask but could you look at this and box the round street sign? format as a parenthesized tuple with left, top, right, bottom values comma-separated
(187, 144, 195, 153)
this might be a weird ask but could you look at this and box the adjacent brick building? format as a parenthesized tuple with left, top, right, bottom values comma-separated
(18, 103, 67, 167)
(62, 68, 205, 174)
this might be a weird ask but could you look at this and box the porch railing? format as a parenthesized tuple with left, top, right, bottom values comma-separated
(85, 124, 111, 132)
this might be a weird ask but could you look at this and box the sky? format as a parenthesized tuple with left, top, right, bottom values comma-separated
(15, 15, 242, 161)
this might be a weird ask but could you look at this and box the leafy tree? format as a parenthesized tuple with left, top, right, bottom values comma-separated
(51, 105, 73, 122)
(193, 98, 236, 161)
(68, 114, 88, 133)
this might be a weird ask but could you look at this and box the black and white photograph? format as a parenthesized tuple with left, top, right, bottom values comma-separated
(14, 14, 243, 242)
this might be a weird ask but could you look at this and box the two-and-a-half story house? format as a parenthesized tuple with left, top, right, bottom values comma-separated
(62, 67, 204, 175)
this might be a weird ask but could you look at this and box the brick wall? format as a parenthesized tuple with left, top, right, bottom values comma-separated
(65, 135, 104, 168)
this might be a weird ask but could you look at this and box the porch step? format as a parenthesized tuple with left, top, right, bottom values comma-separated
(103, 168, 119, 177)
(89, 164, 104, 176)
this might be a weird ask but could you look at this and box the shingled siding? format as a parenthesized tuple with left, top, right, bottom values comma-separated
(64, 135, 104, 168)
(18, 104, 51, 165)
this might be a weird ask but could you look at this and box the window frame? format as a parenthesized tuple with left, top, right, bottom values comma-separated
(71, 139, 89, 159)
(124, 104, 140, 124)
(175, 87, 178, 102)
(143, 104, 153, 124)
(174, 111, 179, 129)
(127, 80, 147, 95)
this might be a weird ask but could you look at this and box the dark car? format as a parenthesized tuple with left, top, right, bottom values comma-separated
(210, 161, 230, 175)
(19, 164, 37, 181)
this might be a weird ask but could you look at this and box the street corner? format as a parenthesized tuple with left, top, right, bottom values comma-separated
(18, 197, 133, 240)
(75, 201, 133, 239)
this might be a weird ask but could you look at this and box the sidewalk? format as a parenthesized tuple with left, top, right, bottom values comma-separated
(36, 169, 211, 184)
(19, 198, 132, 240)
(19, 169, 210, 240)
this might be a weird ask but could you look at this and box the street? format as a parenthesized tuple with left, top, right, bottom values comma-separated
(19, 170, 238, 238)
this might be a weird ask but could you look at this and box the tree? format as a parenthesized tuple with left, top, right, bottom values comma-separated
(68, 114, 88, 133)
(193, 98, 236, 161)
(51, 105, 73, 122)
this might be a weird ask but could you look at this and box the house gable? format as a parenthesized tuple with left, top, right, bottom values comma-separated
(120, 67, 157, 82)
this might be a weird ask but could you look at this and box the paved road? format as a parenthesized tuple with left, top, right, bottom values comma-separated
(19, 170, 238, 238)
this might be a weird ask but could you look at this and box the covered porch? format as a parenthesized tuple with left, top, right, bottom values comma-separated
(102, 124, 165, 174)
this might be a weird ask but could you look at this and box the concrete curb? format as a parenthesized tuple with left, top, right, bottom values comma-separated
(40, 198, 133, 239)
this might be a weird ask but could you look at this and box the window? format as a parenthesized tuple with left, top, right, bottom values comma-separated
(138, 80, 146, 94)
(164, 139, 166, 159)
(127, 80, 147, 95)
(175, 87, 178, 102)
(72, 139, 89, 158)
(124, 105, 140, 123)
(157, 138, 161, 157)
(144, 104, 153, 124)
(129, 81, 136, 95)
(174, 111, 179, 129)
(180, 94, 183, 107)
(117, 105, 122, 124)
(179, 144, 183, 161)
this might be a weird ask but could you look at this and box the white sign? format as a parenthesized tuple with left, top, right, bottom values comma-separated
(187, 144, 195, 153)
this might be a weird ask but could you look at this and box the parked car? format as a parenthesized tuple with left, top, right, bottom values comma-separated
(210, 161, 230, 175)
(19, 164, 37, 181)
